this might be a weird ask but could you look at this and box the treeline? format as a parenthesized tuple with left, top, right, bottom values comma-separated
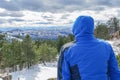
(95, 17, 120, 40)
(0, 34, 74, 72)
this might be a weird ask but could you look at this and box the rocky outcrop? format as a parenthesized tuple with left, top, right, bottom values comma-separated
(110, 30, 120, 40)
(0, 75, 12, 80)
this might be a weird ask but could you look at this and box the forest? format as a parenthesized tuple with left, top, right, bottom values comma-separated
(0, 17, 120, 73)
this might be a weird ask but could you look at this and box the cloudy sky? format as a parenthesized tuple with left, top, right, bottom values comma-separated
(0, 0, 120, 27)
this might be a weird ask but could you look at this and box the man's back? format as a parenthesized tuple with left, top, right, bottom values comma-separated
(64, 39, 111, 80)
(57, 16, 120, 80)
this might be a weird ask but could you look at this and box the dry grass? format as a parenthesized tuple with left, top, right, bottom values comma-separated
(47, 78, 57, 80)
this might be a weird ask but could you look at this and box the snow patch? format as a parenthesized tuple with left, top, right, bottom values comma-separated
(107, 39, 120, 55)
(11, 64, 57, 80)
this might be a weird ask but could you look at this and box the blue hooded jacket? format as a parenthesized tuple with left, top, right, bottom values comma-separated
(57, 16, 120, 80)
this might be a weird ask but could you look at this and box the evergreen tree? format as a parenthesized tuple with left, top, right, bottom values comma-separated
(57, 36, 65, 52)
(107, 17, 120, 33)
(37, 43, 58, 65)
(22, 35, 35, 68)
(10, 39, 23, 70)
(95, 23, 110, 40)
(0, 34, 5, 48)
(0, 34, 5, 68)
(35, 39, 42, 48)
(1, 42, 11, 68)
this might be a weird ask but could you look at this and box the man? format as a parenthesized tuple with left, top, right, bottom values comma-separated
(57, 16, 120, 80)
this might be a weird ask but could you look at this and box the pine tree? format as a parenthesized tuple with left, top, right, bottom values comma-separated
(22, 35, 35, 68)
(107, 17, 120, 34)
(36, 43, 58, 65)
(57, 36, 65, 52)
(94, 23, 110, 40)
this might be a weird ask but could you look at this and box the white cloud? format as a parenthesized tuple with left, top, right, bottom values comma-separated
(0, 3, 120, 27)
(0, 8, 5, 12)
(5, 0, 11, 2)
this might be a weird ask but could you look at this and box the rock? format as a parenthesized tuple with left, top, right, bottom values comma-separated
(0, 75, 12, 80)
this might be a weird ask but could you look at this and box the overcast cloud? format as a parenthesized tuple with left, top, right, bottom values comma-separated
(0, 0, 120, 27)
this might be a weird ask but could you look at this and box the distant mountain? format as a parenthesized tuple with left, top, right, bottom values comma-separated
(9, 28, 23, 32)
(0, 30, 2, 33)
(0, 26, 72, 40)
(0, 26, 71, 31)
(0, 27, 20, 32)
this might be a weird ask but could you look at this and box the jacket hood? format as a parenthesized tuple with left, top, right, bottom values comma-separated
(72, 16, 94, 39)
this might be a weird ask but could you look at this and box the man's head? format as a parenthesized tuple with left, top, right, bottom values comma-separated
(72, 16, 94, 38)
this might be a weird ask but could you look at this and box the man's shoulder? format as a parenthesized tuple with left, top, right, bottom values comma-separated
(62, 41, 75, 49)
(60, 41, 75, 54)
(97, 38, 111, 47)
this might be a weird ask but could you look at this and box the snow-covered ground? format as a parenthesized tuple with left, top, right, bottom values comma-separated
(11, 64, 57, 80)
(8, 39, 120, 80)
(107, 39, 120, 55)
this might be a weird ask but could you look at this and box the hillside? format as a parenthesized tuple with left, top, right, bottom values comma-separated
(10, 39, 120, 80)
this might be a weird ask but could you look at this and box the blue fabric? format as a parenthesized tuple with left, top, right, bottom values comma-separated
(61, 16, 120, 80)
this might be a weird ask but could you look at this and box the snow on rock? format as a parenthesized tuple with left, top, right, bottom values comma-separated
(11, 64, 57, 80)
